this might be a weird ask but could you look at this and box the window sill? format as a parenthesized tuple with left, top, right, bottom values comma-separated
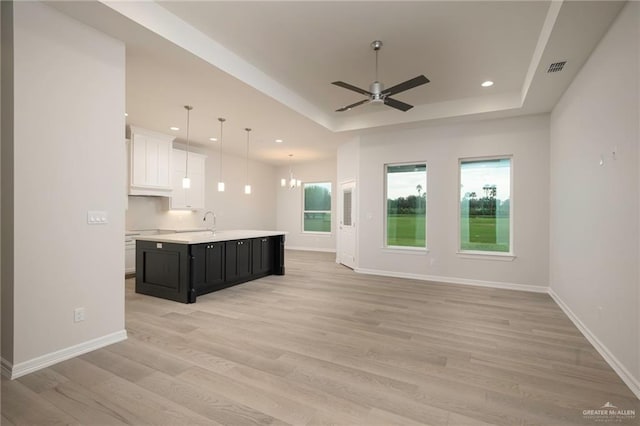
(456, 251, 516, 261)
(382, 247, 429, 255)
(301, 231, 333, 236)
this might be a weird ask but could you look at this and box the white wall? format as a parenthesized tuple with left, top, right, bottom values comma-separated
(3, 1, 126, 376)
(549, 1, 639, 394)
(1, 0, 14, 366)
(350, 114, 550, 290)
(276, 158, 337, 252)
(337, 139, 360, 184)
(126, 144, 277, 232)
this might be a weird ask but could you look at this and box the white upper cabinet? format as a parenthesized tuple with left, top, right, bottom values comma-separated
(171, 149, 206, 210)
(128, 126, 174, 196)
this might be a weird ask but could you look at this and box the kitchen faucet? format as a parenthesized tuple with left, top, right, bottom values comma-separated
(203, 210, 216, 234)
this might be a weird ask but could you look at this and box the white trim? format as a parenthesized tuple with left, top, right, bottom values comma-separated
(129, 125, 176, 143)
(286, 246, 336, 253)
(548, 289, 640, 400)
(456, 251, 516, 261)
(1, 330, 127, 380)
(381, 247, 429, 256)
(129, 185, 172, 197)
(354, 267, 547, 293)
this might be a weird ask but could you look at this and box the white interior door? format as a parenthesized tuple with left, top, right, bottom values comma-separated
(338, 181, 356, 269)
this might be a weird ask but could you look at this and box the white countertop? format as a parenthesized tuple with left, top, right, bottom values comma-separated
(134, 229, 286, 244)
(157, 227, 212, 234)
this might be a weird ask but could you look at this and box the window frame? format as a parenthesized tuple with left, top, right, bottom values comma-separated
(383, 161, 428, 251)
(302, 181, 332, 235)
(457, 155, 514, 259)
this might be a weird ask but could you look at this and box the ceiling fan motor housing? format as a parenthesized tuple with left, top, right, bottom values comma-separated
(370, 81, 384, 97)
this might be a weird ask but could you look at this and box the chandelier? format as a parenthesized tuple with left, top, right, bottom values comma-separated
(281, 154, 301, 189)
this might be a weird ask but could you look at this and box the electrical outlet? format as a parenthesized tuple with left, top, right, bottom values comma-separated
(74, 307, 85, 323)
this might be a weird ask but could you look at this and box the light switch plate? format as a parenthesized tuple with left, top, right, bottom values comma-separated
(87, 210, 108, 225)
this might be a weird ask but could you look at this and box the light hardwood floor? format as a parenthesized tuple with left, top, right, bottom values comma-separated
(2, 250, 638, 425)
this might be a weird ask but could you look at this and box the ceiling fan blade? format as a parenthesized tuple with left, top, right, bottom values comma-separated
(336, 98, 369, 112)
(384, 97, 414, 112)
(332, 81, 372, 96)
(381, 75, 429, 97)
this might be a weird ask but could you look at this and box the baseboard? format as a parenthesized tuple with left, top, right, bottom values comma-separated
(354, 267, 548, 293)
(2, 329, 127, 380)
(548, 289, 640, 400)
(285, 246, 336, 253)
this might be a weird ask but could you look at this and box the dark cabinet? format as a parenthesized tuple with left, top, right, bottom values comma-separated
(135, 241, 191, 303)
(191, 242, 225, 296)
(225, 239, 251, 282)
(137, 234, 285, 303)
(252, 237, 272, 276)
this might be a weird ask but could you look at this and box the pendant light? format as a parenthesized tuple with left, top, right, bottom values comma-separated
(281, 154, 301, 189)
(217, 117, 226, 192)
(182, 105, 193, 189)
(244, 128, 252, 195)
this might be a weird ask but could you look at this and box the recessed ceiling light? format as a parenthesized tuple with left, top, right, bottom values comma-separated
(275, 139, 283, 143)
(124, 112, 128, 117)
(481, 80, 494, 88)
(209, 137, 218, 142)
(170, 126, 180, 131)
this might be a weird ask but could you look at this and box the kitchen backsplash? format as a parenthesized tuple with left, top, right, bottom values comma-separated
(126, 196, 203, 231)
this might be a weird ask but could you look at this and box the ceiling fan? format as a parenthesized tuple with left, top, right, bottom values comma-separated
(332, 40, 429, 112)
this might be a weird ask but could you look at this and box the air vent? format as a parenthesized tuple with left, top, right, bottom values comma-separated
(547, 61, 567, 73)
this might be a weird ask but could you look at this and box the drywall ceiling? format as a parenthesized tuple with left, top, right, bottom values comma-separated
(50, 1, 625, 165)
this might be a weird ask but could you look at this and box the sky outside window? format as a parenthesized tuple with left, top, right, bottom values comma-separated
(387, 164, 426, 199)
(460, 159, 510, 202)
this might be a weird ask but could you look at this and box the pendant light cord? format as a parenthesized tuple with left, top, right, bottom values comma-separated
(184, 105, 193, 178)
(245, 128, 251, 184)
(218, 118, 225, 182)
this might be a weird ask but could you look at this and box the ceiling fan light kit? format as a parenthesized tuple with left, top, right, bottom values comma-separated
(332, 40, 429, 112)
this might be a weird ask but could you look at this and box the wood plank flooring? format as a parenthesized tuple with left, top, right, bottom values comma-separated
(2, 250, 638, 425)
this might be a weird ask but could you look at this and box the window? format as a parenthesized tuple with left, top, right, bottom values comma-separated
(459, 158, 511, 253)
(303, 182, 331, 233)
(343, 188, 352, 226)
(385, 163, 427, 248)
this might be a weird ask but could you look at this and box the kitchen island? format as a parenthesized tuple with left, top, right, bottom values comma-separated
(135, 230, 285, 303)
